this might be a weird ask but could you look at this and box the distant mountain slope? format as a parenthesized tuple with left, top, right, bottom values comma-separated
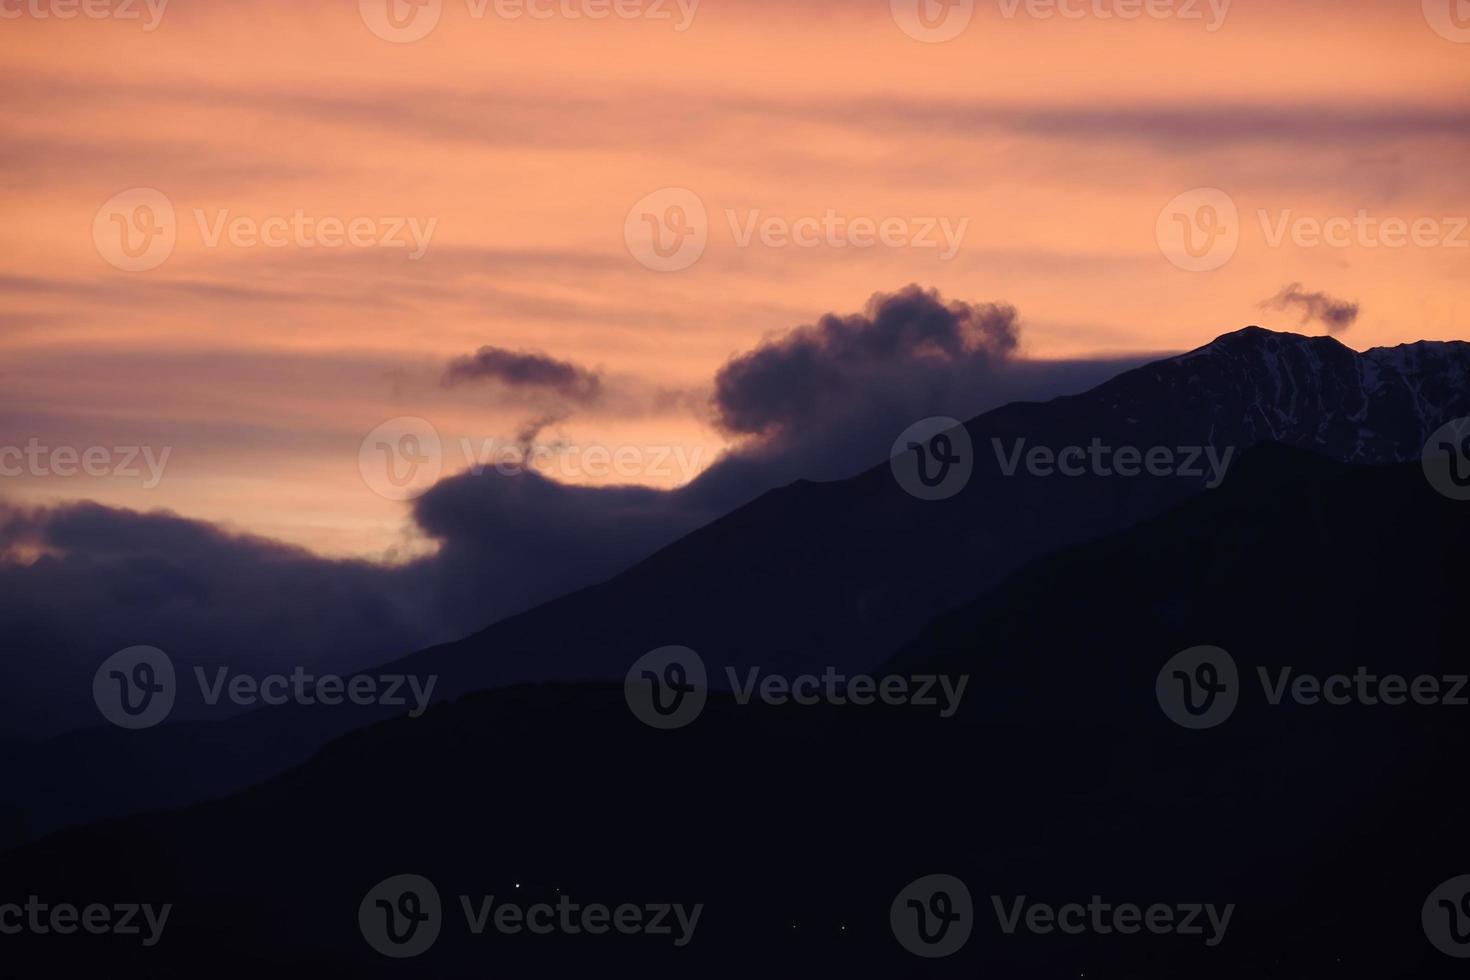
(10, 327, 1469, 845)
(3, 447, 1466, 977)
(390, 327, 1469, 691)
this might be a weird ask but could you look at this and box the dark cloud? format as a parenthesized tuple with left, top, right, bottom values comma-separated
(0, 501, 443, 740)
(442, 346, 602, 403)
(1260, 283, 1360, 334)
(713, 285, 1018, 439)
(410, 468, 720, 633)
(0, 286, 1156, 740)
(411, 286, 1147, 603)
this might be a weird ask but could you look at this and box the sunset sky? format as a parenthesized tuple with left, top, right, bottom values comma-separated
(2, 0, 1467, 558)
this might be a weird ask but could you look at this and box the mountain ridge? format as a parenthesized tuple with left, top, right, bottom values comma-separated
(9, 326, 1468, 847)
(3, 446, 1465, 976)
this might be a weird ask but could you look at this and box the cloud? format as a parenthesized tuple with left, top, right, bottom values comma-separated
(0, 286, 1155, 740)
(0, 501, 443, 740)
(411, 286, 1146, 604)
(712, 285, 1019, 440)
(442, 346, 602, 403)
(1259, 283, 1360, 334)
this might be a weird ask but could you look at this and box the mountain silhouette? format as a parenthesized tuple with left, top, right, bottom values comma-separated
(2, 444, 1465, 976)
(9, 327, 1469, 847)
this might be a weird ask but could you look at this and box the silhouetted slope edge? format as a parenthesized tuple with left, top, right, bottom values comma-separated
(8, 328, 1468, 851)
(2, 446, 1465, 976)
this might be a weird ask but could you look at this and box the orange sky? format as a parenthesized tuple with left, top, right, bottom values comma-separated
(2, 0, 1467, 557)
